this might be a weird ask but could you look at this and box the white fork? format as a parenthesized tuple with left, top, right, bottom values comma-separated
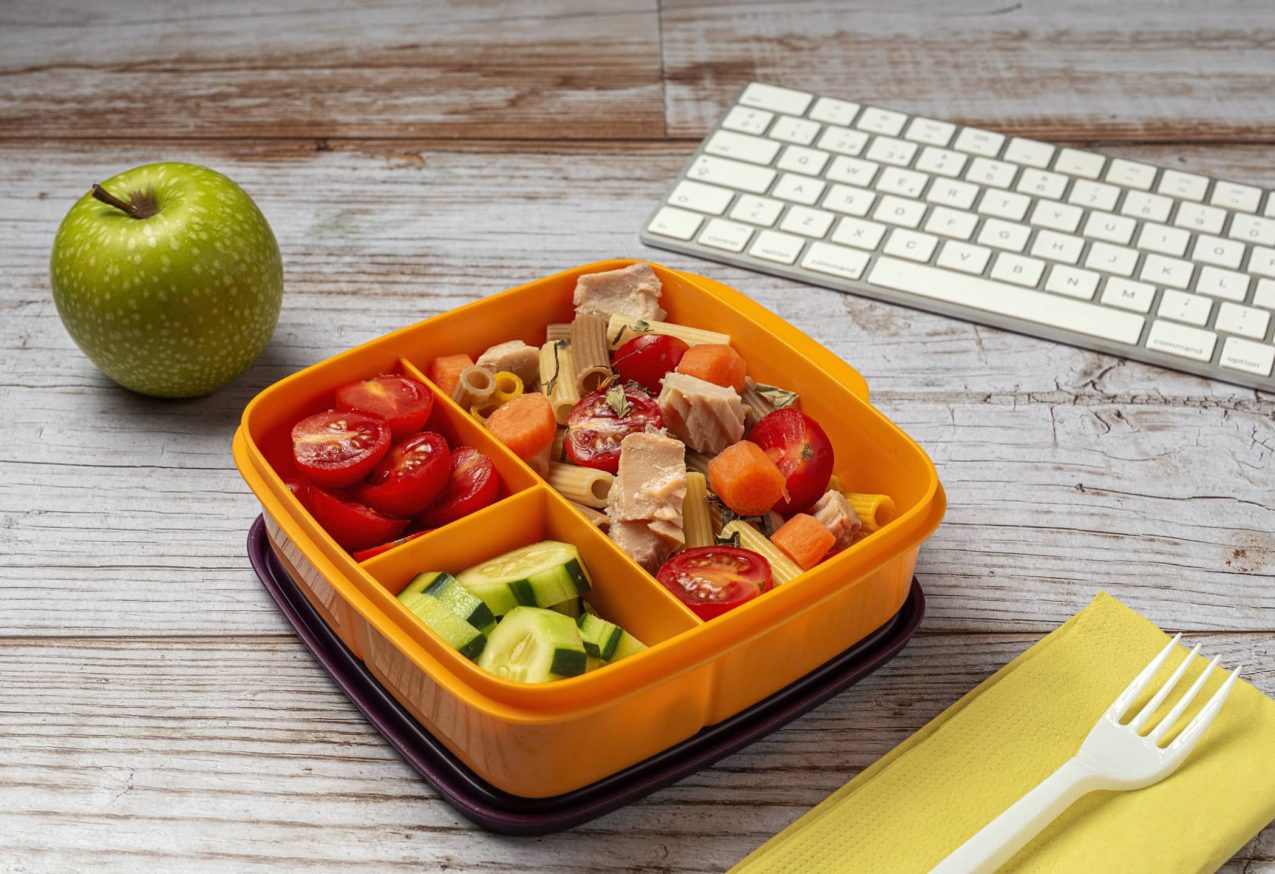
(931, 634, 1241, 874)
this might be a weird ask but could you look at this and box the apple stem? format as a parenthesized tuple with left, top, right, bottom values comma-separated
(91, 183, 159, 220)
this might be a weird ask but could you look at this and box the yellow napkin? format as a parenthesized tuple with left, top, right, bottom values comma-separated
(730, 592, 1275, 873)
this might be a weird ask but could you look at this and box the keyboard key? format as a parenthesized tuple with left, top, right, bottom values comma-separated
(1267, 195, 1275, 219)
(1195, 266, 1250, 302)
(1158, 289, 1212, 326)
(1054, 148, 1105, 179)
(868, 257, 1146, 344)
(990, 252, 1046, 287)
(822, 185, 876, 217)
(772, 173, 826, 205)
(1193, 234, 1245, 269)
(705, 130, 781, 165)
(884, 228, 940, 262)
(977, 218, 1031, 252)
(1120, 190, 1173, 223)
(1068, 179, 1121, 212)
(967, 157, 1018, 189)
(925, 206, 979, 240)
(1251, 247, 1275, 279)
(1140, 253, 1193, 289)
(1016, 168, 1068, 200)
(1157, 170, 1209, 202)
(699, 218, 754, 252)
(808, 97, 860, 127)
(1146, 320, 1217, 362)
(729, 194, 784, 226)
(1028, 200, 1084, 233)
(832, 217, 888, 250)
(748, 229, 805, 264)
(1219, 336, 1275, 377)
(1257, 278, 1275, 308)
(739, 83, 812, 115)
(926, 179, 980, 210)
(801, 241, 870, 280)
(952, 127, 1005, 157)
(1174, 201, 1226, 235)
(1004, 137, 1054, 168)
(1086, 241, 1140, 277)
(721, 106, 774, 136)
(1030, 230, 1084, 264)
(1106, 159, 1157, 190)
(856, 107, 908, 136)
(1215, 302, 1270, 339)
(936, 241, 992, 275)
(1083, 211, 1137, 245)
(877, 166, 930, 198)
(866, 136, 918, 167)
(1045, 265, 1101, 300)
(779, 205, 836, 238)
(1228, 214, 1275, 247)
(817, 126, 869, 156)
(776, 145, 830, 176)
(978, 189, 1032, 221)
(770, 115, 822, 145)
(668, 181, 734, 215)
(914, 146, 967, 178)
(688, 155, 776, 193)
(1136, 223, 1191, 257)
(904, 117, 956, 147)
(873, 195, 927, 229)
(826, 156, 879, 187)
(648, 206, 703, 240)
(1101, 278, 1156, 313)
(1211, 180, 1262, 213)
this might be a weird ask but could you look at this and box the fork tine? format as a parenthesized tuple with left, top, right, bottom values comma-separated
(1147, 655, 1217, 742)
(1108, 633, 1181, 720)
(1129, 643, 1200, 731)
(1164, 665, 1241, 751)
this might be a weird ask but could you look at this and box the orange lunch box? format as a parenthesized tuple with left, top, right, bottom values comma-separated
(232, 259, 945, 798)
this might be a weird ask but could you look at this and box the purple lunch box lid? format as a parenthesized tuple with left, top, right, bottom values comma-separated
(247, 515, 925, 835)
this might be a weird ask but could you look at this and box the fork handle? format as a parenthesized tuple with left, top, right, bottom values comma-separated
(930, 757, 1108, 874)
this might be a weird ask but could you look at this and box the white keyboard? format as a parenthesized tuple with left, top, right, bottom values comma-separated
(640, 82, 1275, 392)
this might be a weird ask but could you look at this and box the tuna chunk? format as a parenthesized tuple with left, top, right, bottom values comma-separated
(657, 372, 746, 454)
(811, 489, 862, 550)
(607, 431, 687, 570)
(608, 520, 674, 573)
(476, 340, 540, 388)
(573, 262, 666, 321)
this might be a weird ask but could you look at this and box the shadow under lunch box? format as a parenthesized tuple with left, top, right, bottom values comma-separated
(232, 259, 946, 800)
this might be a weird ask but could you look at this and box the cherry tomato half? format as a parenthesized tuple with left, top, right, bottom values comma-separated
(355, 431, 451, 517)
(335, 375, 435, 440)
(308, 487, 408, 551)
(748, 408, 834, 515)
(612, 334, 689, 393)
(291, 409, 391, 488)
(417, 446, 500, 528)
(565, 385, 663, 474)
(656, 546, 773, 621)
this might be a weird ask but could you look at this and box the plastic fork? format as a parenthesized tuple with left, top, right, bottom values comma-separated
(931, 634, 1241, 874)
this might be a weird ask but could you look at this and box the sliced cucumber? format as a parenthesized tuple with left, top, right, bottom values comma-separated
(577, 613, 623, 661)
(611, 629, 648, 662)
(401, 571, 496, 631)
(399, 594, 486, 661)
(457, 541, 591, 616)
(477, 606, 587, 682)
(551, 597, 583, 620)
(585, 656, 608, 672)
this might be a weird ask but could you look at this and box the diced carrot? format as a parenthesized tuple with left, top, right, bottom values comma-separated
(708, 441, 787, 516)
(675, 344, 747, 393)
(770, 513, 835, 570)
(428, 353, 474, 396)
(485, 392, 556, 460)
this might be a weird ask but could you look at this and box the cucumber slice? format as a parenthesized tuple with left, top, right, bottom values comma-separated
(457, 541, 591, 616)
(401, 571, 496, 631)
(611, 629, 648, 662)
(551, 597, 583, 620)
(399, 594, 487, 661)
(585, 656, 607, 672)
(477, 606, 587, 682)
(577, 613, 623, 661)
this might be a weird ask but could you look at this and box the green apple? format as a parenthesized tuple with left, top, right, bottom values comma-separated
(50, 162, 283, 398)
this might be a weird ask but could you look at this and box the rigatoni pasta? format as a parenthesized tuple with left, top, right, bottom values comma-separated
(569, 313, 612, 394)
(548, 461, 613, 508)
(845, 492, 895, 532)
(684, 449, 713, 477)
(545, 322, 571, 343)
(606, 314, 730, 350)
(681, 472, 715, 548)
(539, 340, 580, 424)
(720, 519, 803, 584)
(492, 371, 524, 404)
(566, 498, 610, 531)
(452, 365, 495, 409)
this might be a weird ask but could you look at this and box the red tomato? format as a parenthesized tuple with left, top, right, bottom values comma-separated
(351, 530, 429, 562)
(748, 408, 834, 515)
(418, 447, 500, 528)
(612, 334, 689, 393)
(656, 546, 772, 620)
(335, 375, 434, 440)
(308, 487, 408, 551)
(283, 476, 311, 507)
(565, 385, 663, 473)
(291, 409, 391, 488)
(355, 431, 451, 517)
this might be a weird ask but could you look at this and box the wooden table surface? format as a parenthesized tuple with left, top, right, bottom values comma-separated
(3, 1, 1273, 870)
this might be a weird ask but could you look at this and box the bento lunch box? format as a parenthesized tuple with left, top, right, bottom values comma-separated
(232, 259, 946, 798)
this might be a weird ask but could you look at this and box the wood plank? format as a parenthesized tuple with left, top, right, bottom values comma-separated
(0, 634, 1270, 870)
(660, 0, 1275, 142)
(0, 1, 664, 140)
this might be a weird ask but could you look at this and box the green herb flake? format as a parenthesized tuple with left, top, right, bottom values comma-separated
(801, 444, 814, 461)
(715, 531, 742, 549)
(755, 383, 799, 409)
(605, 384, 631, 417)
